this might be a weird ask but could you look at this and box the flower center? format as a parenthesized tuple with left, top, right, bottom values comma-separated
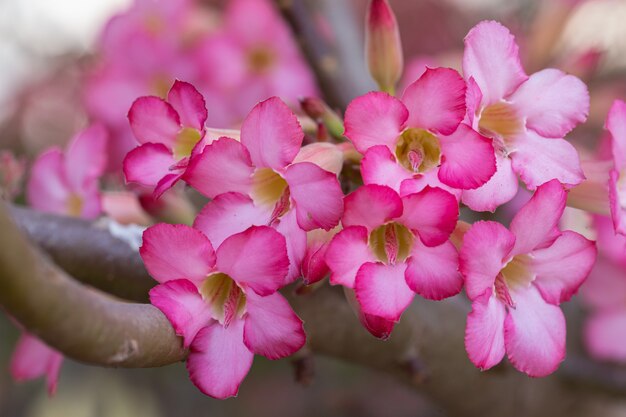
(200, 272, 246, 327)
(66, 193, 84, 217)
(251, 168, 291, 223)
(174, 127, 202, 160)
(478, 102, 523, 140)
(369, 222, 414, 265)
(395, 128, 441, 174)
(494, 255, 533, 308)
(247, 46, 276, 74)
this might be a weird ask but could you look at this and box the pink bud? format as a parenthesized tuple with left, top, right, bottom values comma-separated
(366, 0, 403, 94)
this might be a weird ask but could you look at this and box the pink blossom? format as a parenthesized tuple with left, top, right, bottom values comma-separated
(27, 124, 108, 219)
(461, 21, 589, 212)
(461, 180, 596, 376)
(343, 67, 496, 196)
(607, 100, 626, 235)
(123, 80, 208, 198)
(10, 332, 63, 396)
(325, 184, 462, 339)
(141, 223, 305, 398)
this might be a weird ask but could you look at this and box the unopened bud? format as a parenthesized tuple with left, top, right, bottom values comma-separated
(299, 97, 344, 140)
(366, 0, 403, 95)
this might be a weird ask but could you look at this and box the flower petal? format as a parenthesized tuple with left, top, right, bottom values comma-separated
(344, 92, 408, 154)
(128, 96, 180, 146)
(343, 184, 403, 231)
(184, 137, 254, 198)
(461, 152, 519, 212)
(438, 124, 496, 189)
(463, 20, 528, 105)
(361, 145, 413, 192)
(140, 223, 216, 283)
(406, 239, 462, 300)
(240, 97, 303, 170)
(216, 226, 289, 296)
(243, 292, 305, 360)
(187, 320, 253, 399)
(400, 186, 459, 247)
(123, 143, 175, 187)
(326, 226, 376, 288)
(460, 221, 515, 300)
(26, 149, 71, 215)
(504, 286, 566, 377)
(510, 69, 589, 138)
(355, 262, 414, 321)
(10, 333, 63, 396)
(274, 208, 307, 284)
(584, 310, 626, 362)
(64, 124, 108, 189)
(149, 279, 212, 348)
(167, 80, 208, 130)
(609, 169, 626, 236)
(284, 162, 343, 231)
(401, 67, 466, 135)
(608, 99, 626, 171)
(293, 143, 344, 176)
(344, 287, 396, 340)
(465, 292, 506, 371)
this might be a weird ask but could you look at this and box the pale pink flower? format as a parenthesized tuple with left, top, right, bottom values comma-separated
(343, 67, 496, 196)
(461, 180, 596, 376)
(123, 80, 208, 198)
(325, 184, 462, 339)
(461, 21, 589, 212)
(10, 333, 63, 396)
(141, 223, 304, 398)
(607, 100, 626, 235)
(27, 124, 108, 219)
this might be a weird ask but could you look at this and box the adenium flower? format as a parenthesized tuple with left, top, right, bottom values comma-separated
(343, 67, 496, 196)
(27, 124, 108, 219)
(461, 21, 589, 212)
(607, 100, 626, 235)
(124, 80, 208, 197)
(461, 180, 596, 376)
(142, 223, 305, 398)
(325, 184, 462, 338)
(10, 332, 63, 396)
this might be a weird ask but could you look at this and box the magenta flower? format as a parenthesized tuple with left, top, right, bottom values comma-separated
(343, 67, 496, 196)
(461, 21, 589, 212)
(461, 180, 596, 376)
(141, 223, 305, 398)
(10, 333, 63, 396)
(124, 80, 208, 198)
(325, 184, 462, 338)
(185, 97, 344, 233)
(27, 124, 108, 219)
(607, 100, 626, 235)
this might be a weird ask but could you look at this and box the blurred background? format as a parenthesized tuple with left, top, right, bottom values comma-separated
(2, 0, 626, 415)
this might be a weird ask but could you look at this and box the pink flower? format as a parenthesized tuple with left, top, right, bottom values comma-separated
(607, 100, 626, 235)
(325, 184, 462, 339)
(343, 67, 496, 196)
(141, 223, 304, 398)
(461, 21, 589, 212)
(123, 80, 208, 198)
(185, 97, 344, 233)
(27, 124, 108, 219)
(10, 332, 63, 396)
(461, 180, 596, 376)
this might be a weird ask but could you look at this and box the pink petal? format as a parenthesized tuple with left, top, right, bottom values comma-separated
(10, 333, 63, 396)
(284, 162, 343, 231)
(216, 226, 289, 296)
(344, 287, 396, 339)
(509, 131, 585, 190)
(460, 221, 515, 300)
(510, 69, 589, 138)
(465, 77, 483, 127)
(609, 169, 626, 235)
(243, 292, 305, 360)
(128, 96, 181, 146)
(343, 184, 403, 231)
(153, 171, 184, 199)
(123, 143, 176, 187)
(167, 80, 207, 130)
(461, 152, 519, 212)
(401, 67, 466, 135)
(400, 186, 459, 247)
(343, 92, 408, 154)
(149, 279, 211, 348)
(274, 208, 307, 284)
(530, 231, 596, 305)
(463, 20, 528, 105)
(194, 193, 270, 248)
(438, 124, 496, 190)
(399, 170, 463, 200)
(187, 320, 253, 399)
(302, 228, 337, 285)
(26, 149, 71, 215)
(361, 145, 413, 192)
(64, 124, 108, 190)
(326, 226, 376, 288)
(140, 223, 216, 284)
(406, 239, 462, 300)
(465, 292, 506, 371)
(354, 262, 414, 321)
(608, 100, 626, 171)
(240, 97, 303, 170)
(584, 310, 626, 362)
(581, 256, 626, 310)
(293, 143, 344, 176)
(509, 179, 566, 256)
(504, 286, 566, 377)
(184, 137, 254, 198)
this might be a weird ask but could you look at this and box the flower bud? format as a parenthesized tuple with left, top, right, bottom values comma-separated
(300, 97, 344, 140)
(366, 0, 403, 95)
